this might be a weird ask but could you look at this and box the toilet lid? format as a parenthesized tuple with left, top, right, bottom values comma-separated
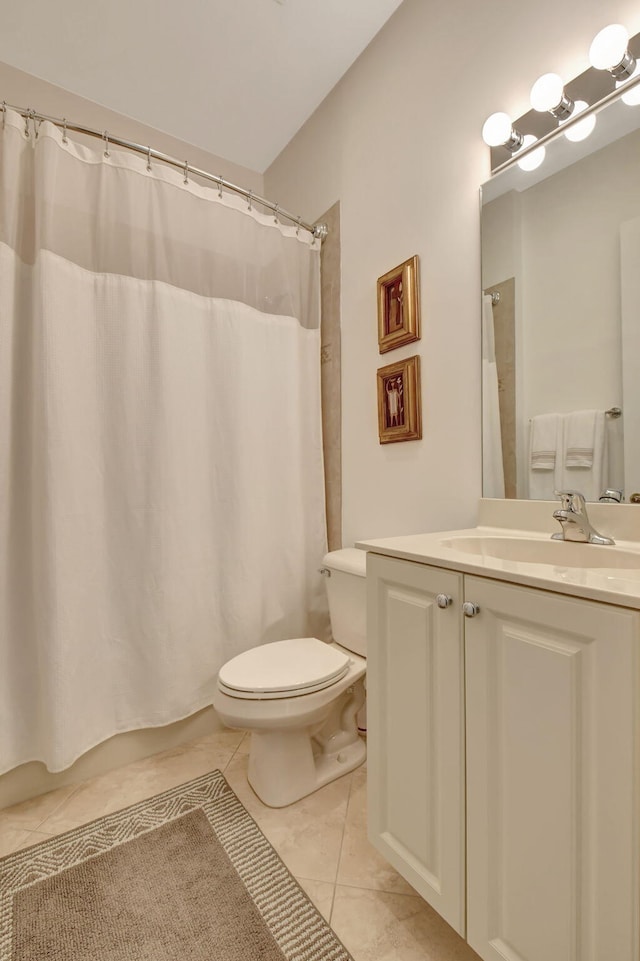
(218, 637, 351, 697)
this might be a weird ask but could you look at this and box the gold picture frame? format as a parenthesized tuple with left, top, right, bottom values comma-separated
(377, 355, 422, 444)
(377, 255, 420, 354)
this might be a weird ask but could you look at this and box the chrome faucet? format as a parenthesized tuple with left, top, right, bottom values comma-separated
(552, 490, 615, 545)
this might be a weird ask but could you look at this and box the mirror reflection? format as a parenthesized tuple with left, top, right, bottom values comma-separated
(481, 96, 640, 502)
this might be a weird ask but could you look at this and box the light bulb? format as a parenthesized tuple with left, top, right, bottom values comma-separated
(563, 101, 596, 142)
(589, 24, 635, 78)
(530, 73, 565, 112)
(617, 63, 640, 105)
(482, 112, 514, 146)
(517, 135, 545, 172)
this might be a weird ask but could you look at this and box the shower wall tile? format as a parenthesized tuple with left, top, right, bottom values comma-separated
(320, 201, 342, 551)
(486, 278, 516, 498)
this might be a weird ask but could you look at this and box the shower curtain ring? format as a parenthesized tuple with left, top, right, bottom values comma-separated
(62, 118, 68, 144)
(147, 146, 152, 172)
(218, 176, 223, 198)
(183, 161, 189, 185)
(274, 203, 280, 224)
(103, 130, 110, 158)
(2, 101, 6, 130)
(247, 190, 253, 212)
(24, 109, 31, 138)
(296, 216, 302, 236)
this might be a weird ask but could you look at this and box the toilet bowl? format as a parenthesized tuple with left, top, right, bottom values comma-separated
(213, 548, 367, 807)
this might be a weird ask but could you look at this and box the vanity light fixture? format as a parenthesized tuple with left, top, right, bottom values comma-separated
(530, 73, 574, 120)
(589, 24, 636, 79)
(481, 112, 524, 151)
(562, 100, 596, 141)
(516, 135, 545, 171)
(484, 24, 640, 174)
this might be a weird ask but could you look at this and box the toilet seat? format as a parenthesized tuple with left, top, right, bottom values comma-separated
(217, 637, 351, 700)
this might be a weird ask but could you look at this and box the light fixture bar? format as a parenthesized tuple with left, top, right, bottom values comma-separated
(489, 67, 640, 176)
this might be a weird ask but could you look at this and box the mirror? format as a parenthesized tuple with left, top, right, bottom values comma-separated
(481, 93, 640, 502)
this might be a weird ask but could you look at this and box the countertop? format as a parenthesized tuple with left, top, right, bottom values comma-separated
(356, 501, 640, 610)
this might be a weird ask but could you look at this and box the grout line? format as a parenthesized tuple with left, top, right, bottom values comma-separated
(223, 734, 248, 772)
(334, 877, 419, 897)
(295, 875, 336, 924)
(33, 781, 86, 831)
(6, 779, 87, 835)
(328, 882, 338, 925)
(216, 734, 244, 774)
(9, 828, 50, 855)
(330, 770, 356, 923)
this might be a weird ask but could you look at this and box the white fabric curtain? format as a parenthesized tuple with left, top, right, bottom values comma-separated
(0, 109, 328, 774)
(482, 294, 505, 498)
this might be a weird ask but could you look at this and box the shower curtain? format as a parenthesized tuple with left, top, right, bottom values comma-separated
(482, 294, 505, 498)
(0, 109, 328, 774)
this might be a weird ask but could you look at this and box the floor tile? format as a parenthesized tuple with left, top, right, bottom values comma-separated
(337, 771, 413, 895)
(295, 877, 335, 922)
(234, 732, 251, 755)
(40, 735, 238, 831)
(199, 729, 245, 754)
(0, 826, 33, 858)
(10, 830, 58, 853)
(0, 783, 78, 831)
(331, 886, 481, 961)
(1, 728, 484, 961)
(224, 754, 352, 883)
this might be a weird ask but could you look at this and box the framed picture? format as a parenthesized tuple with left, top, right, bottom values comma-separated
(377, 355, 422, 444)
(377, 255, 420, 354)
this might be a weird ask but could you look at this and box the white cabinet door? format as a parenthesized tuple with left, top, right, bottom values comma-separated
(464, 575, 640, 961)
(366, 553, 466, 934)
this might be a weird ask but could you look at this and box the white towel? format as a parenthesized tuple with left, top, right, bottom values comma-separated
(529, 413, 561, 499)
(530, 413, 559, 470)
(564, 409, 601, 467)
(561, 410, 607, 501)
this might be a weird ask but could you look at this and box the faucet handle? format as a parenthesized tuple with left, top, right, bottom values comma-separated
(554, 490, 586, 512)
(599, 488, 623, 503)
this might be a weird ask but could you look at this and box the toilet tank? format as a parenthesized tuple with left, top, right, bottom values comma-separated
(322, 548, 367, 657)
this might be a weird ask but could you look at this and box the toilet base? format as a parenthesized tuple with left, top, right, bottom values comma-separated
(246, 678, 366, 807)
(248, 729, 366, 808)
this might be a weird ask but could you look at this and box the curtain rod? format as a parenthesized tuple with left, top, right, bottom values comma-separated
(1, 100, 327, 242)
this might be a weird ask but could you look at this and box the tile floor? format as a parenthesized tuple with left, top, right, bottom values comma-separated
(0, 730, 481, 961)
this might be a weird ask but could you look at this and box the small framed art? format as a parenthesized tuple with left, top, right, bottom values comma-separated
(377, 255, 420, 354)
(377, 354, 422, 444)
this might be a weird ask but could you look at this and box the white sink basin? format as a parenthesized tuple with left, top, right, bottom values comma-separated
(440, 535, 640, 570)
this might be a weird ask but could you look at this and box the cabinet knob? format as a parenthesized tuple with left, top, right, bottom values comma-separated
(462, 601, 480, 618)
(436, 594, 453, 609)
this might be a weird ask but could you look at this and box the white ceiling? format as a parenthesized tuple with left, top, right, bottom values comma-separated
(0, 0, 404, 172)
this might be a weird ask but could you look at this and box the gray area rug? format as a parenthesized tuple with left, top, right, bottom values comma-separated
(0, 770, 353, 960)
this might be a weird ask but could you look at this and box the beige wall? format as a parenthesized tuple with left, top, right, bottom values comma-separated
(264, 0, 640, 546)
(0, 60, 264, 194)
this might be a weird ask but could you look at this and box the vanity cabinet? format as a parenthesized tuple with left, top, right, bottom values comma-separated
(366, 554, 466, 933)
(367, 553, 640, 961)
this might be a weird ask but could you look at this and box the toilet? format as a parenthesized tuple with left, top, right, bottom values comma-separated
(213, 548, 367, 807)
